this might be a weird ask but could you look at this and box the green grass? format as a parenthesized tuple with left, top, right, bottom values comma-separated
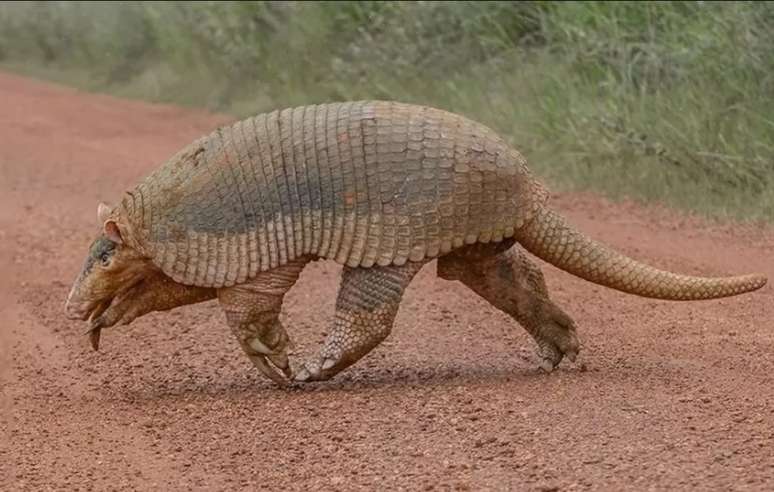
(2, 1, 772, 223)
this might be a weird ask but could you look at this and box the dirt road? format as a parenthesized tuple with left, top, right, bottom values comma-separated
(1, 71, 773, 491)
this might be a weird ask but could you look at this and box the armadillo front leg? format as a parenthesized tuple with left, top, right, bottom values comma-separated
(91, 272, 217, 329)
(217, 257, 311, 386)
(295, 261, 426, 382)
(438, 241, 581, 372)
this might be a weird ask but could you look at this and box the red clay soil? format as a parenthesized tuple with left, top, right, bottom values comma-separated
(1, 70, 773, 491)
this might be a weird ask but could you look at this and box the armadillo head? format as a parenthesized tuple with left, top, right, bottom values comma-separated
(65, 203, 151, 349)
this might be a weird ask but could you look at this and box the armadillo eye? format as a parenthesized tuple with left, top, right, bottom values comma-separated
(99, 253, 111, 267)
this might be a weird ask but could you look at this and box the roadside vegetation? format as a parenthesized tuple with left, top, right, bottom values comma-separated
(2, 1, 772, 222)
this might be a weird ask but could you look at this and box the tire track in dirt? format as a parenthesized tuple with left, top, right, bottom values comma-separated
(2, 71, 773, 491)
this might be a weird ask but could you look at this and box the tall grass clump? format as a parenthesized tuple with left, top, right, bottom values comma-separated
(1, 1, 772, 222)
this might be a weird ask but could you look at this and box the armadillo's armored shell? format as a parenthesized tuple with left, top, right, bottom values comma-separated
(118, 101, 548, 288)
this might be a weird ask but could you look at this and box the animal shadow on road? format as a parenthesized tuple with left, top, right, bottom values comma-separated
(100, 357, 591, 404)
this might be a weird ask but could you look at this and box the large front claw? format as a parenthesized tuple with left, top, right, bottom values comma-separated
(241, 321, 296, 386)
(248, 351, 292, 387)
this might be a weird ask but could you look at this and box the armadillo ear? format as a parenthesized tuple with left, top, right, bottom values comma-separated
(103, 220, 123, 244)
(97, 203, 112, 224)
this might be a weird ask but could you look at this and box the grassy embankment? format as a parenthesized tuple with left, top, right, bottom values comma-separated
(2, 1, 772, 222)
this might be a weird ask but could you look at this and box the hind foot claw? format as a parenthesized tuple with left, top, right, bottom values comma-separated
(532, 304, 581, 372)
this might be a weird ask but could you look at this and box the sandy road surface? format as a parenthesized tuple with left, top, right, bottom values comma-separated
(1, 71, 773, 491)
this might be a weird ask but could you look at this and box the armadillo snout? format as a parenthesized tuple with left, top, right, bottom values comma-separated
(64, 297, 91, 321)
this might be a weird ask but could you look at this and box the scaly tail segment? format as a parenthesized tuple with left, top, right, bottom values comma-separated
(516, 208, 767, 301)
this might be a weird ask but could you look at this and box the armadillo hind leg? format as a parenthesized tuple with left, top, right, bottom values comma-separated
(217, 256, 312, 386)
(437, 240, 581, 373)
(295, 260, 427, 383)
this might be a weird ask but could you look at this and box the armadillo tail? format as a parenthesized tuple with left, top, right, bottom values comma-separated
(515, 207, 767, 301)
